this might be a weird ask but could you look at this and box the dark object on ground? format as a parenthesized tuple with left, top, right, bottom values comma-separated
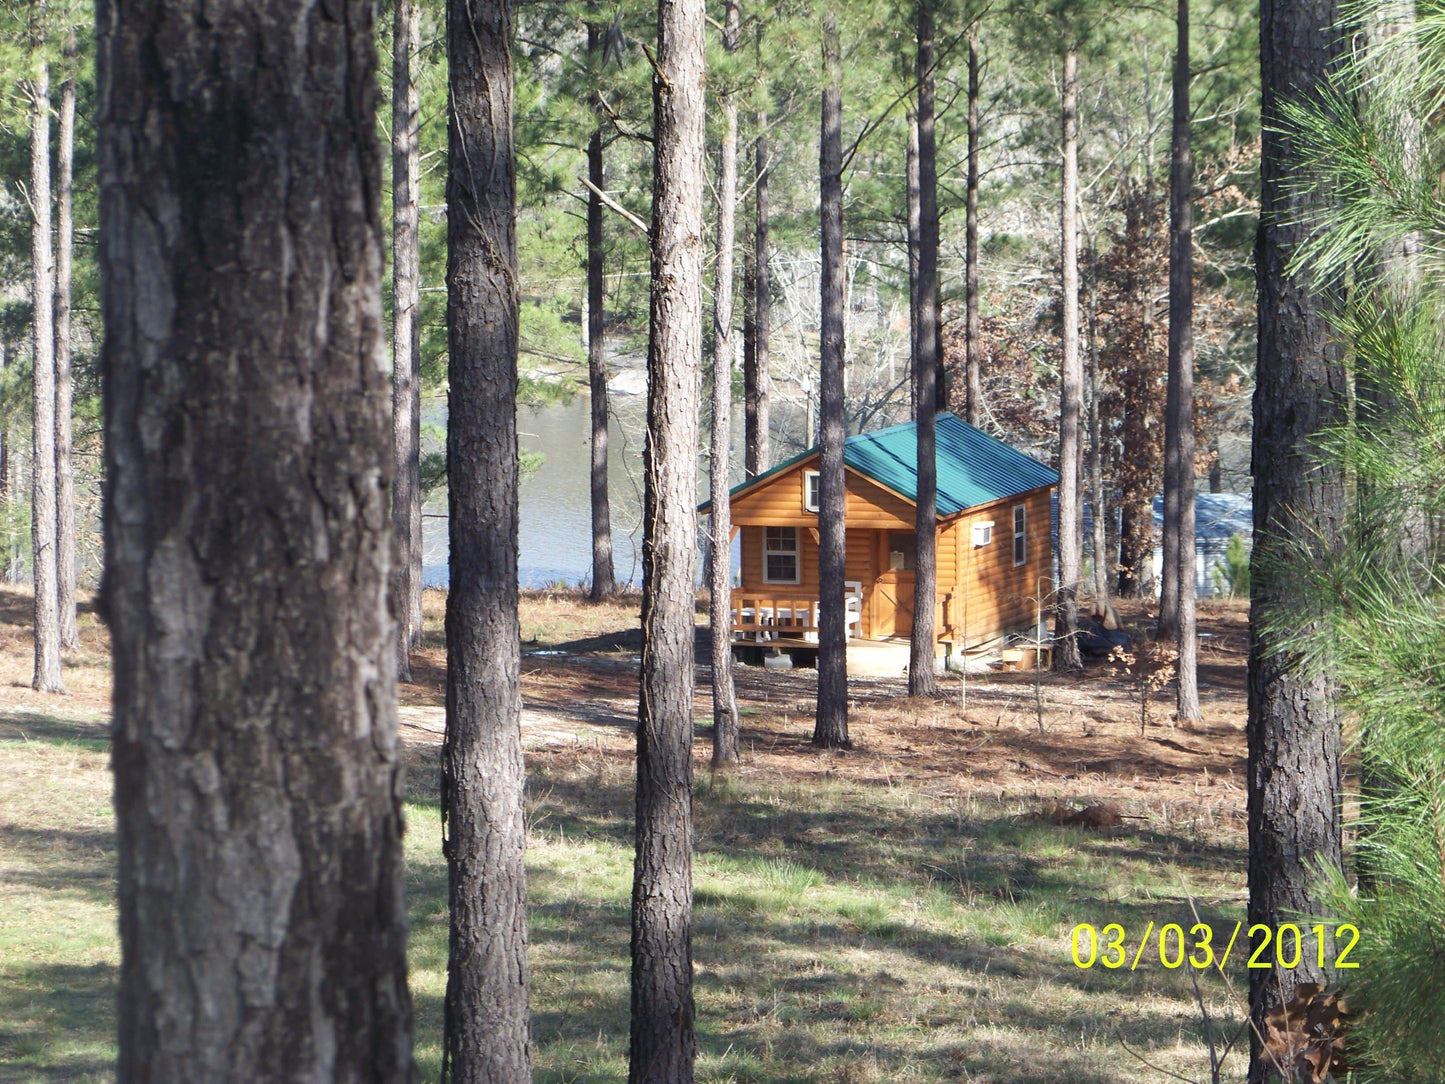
(1079, 619, 1131, 657)
(1042, 802, 1124, 829)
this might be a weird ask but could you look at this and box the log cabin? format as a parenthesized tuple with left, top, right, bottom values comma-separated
(701, 413, 1059, 671)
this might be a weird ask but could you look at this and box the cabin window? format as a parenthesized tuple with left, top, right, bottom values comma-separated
(1013, 504, 1027, 567)
(803, 470, 820, 512)
(764, 526, 800, 583)
(887, 532, 916, 571)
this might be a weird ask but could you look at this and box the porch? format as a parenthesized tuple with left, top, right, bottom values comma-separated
(728, 585, 863, 644)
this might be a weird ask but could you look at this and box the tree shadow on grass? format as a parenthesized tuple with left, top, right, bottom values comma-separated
(0, 962, 116, 1084)
(0, 711, 109, 752)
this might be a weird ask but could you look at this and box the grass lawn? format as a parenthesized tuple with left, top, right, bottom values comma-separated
(1, 587, 1254, 1083)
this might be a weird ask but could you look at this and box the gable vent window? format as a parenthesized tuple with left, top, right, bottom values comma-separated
(803, 470, 820, 512)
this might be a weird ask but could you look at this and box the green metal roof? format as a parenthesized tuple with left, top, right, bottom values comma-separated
(702, 413, 1057, 515)
(844, 413, 1058, 514)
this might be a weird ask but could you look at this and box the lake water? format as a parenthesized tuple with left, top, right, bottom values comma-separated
(421, 387, 812, 590)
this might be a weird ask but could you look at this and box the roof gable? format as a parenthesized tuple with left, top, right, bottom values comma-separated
(701, 413, 1058, 515)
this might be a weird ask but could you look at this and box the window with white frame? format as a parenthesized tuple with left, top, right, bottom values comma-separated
(1013, 504, 1027, 567)
(803, 470, 820, 512)
(764, 526, 800, 583)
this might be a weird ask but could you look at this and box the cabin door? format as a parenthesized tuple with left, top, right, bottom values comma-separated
(873, 530, 918, 639)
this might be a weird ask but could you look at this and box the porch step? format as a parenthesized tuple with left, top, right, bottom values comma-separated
(844, 638, 912, 678)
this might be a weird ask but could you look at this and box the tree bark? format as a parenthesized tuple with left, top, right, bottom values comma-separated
(54, 38, 77, 652)
(587, 19, 617, 600)
(709, 0, 741, 767)
(442, 0, 531, 1078)
(1053, 49, 1084, 672)
(630, 0, 705, 1073)
(964, 31, 983, 428)
(0, 334, 9, 506)
(746, 112, 771, 476)
(910, 0, 940, 697)
(906, 113, 921, 420)
(98, 1, 415, 1077)
(1088, 315, 1109, 607)
(29, 46, 62, 695)
(814, 13, 850, 749)
(1249, 0, 1347, 1075)
(741, 245, 756, 470)
(1168, 0, 1200, 724)
(393, 0, 423, 682)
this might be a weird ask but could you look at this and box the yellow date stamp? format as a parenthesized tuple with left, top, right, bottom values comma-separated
(1069, 921, 1361, 971)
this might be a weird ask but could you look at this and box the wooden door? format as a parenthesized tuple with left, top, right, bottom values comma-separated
(873, 571, 915, 638)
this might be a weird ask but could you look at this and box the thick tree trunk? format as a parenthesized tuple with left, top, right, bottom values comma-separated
(587, 21, 617, 600)
(630, 0, 705, 1074)
(98, 1, 415, 1078)
(1053, 49, 1084, 672)
(29, 54, 62, 694)
(746, 115, 771, 476)
(814, 13, 849, 749)
(1249, 0, 1347, 1076)
(910, 0, 940, 697)
(393, 0, 423, 682)
(442, 0, 531, 1078)
(55, 44, 77, 652)
(1168, 0, 1200, 724)
(710, 0, 741, 767)
(964, 31, 983, 428)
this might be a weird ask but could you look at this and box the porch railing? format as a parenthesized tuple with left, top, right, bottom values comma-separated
(729, 589, 863, 642)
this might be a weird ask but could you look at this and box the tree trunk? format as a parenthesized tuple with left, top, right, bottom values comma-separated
(910, 0, 940, 698)
(587, 20, 617, 600)
(98, 1, 415, 1077)
(442, 0, 531, 1077)
(1249, 0, 1347, 1075)
(1116, 496, 1153, 598)
(710, 0, 741, 767)
(54, 40, 77, 652)
(741, 245, 756, 472)
(1088, 319, 1109, 607)
(0, 334, 9, 505)
(393, 0, 423, 682)
(906, 113, 920, 420)
(1053, 49, 1084, 672)
(630, 0, 705, 1074)
(964, 30, 983, 428)
(1168, 0, 1200, 724)
(29, 50, 62, 695)
(814, 12, 850, 749)
(746, 113, 771, 476)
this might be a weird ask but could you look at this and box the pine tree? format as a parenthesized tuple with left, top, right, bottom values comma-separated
(442, 0, 532, 1076)
(630, 0, 705, 1071)
(709, 0, 742, 767)
(392, 0, 423, 683)
(1273, 3, 1445, 1074)
(909, 0, 941, 698)
(28, 10, 62, 694)
(1249, 0, 1347, 1074)
(99, 0, 415, 1074)
(813, 11, 849, 749)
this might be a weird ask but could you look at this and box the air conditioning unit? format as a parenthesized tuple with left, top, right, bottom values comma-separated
(972, 521, 995, 546)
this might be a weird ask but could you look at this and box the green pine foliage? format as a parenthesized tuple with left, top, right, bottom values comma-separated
(1276, 3, 1445, 1078)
